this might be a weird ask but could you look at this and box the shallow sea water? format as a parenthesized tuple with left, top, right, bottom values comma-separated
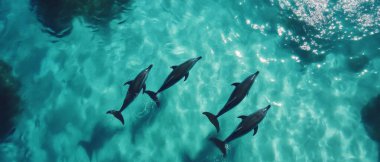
(0, 0, 380, 161)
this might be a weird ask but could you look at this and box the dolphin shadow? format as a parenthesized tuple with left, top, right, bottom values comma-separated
(79, 121, 123, 161)
(130, 95, 168, 144)
(181, 133, 237, 162)
(361, 94, 380, 161)
(0, 60, 21, 142)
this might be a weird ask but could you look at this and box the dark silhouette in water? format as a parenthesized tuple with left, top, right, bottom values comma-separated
(210, 105, 271, 157)
(0, 60, 21, 141)
(202, 71, 259, 133)
(346, 55, 369, 72)
(30, 0, 131, 38)
(79, 121, 123, 160)
(146, 56, 202, 107)
(361, 94, 380, 161)
(81, 0, 131, 26)
(107, 64, 154, 125)
(30, 0, 77, 38)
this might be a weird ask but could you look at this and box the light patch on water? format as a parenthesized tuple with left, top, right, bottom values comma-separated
(300, 42, 311, 51)
(274, 0, 380, 57)
(259, 57, 269, 64)
(234, 50, 243, 58)
(246, 19, 251, 25)
(291, 55, 301, 62)
(277, 26, 285, 36)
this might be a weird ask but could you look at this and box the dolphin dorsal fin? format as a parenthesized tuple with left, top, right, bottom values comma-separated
(253, 126, 258, 136)
(184, 72, 189, 81)
(238, 115, 247, 120)
(231, 82, 240, 87)
(171, 65, 178, 69)
(124, 80, 133, 86)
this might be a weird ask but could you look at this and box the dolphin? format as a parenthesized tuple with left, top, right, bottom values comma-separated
(210, 105, 271, 157)
(145, 56, 202, 107)
(202, 71, 259, 132)
(107, 64, 153, 125)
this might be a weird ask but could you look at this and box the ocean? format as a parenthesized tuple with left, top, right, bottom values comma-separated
(0, 0, 379, 161)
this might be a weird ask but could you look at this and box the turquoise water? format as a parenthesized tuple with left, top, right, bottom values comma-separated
(1, 0, 380, 161)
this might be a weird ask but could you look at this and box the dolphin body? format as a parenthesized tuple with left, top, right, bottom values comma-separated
(210, 105, 271, 157)
(146, 56, 202, 107)
(107, 64, 153, 125)
(202, 71, 259, 132)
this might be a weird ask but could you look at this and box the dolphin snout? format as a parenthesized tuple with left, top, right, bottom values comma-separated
(147, 64, 153, 70)
(265, 105, 271, 111)
(250, 71, 259, 80)
(196, 56, 202, 61)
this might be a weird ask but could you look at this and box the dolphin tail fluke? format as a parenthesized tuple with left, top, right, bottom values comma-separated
(145, 90, 160, 107)
(202, 112, 220, 132)
(106, 110, 124, 125)
(210, 137, 226, 157)
(79, 140, 93, 160)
